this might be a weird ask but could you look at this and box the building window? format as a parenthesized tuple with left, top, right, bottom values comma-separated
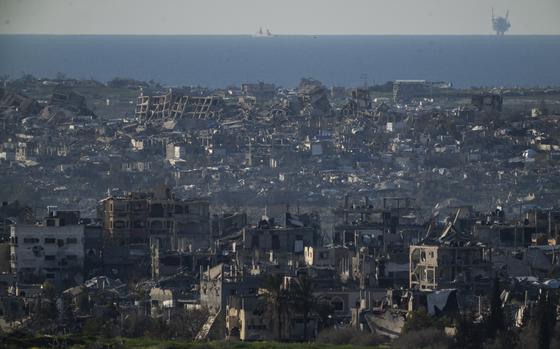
(66, 238, 78, 244)
(151, 220, 163, 229)
(251, 236, 260, 248)
(150, 204, 164, 218)
(45, 255, 55, 261)
(67, 255, 78, 261)
(331, 298, 344, 311)
(272, 235, 280, 250)
(23, 237, 39, 244)
(46, 273, 55, 279)
(44, 238, 55, 244)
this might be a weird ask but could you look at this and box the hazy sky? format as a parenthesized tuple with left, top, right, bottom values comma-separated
(0, 0, 559, 35)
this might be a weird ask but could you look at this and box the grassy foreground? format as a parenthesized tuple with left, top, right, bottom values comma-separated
(1, 335, 388, 349)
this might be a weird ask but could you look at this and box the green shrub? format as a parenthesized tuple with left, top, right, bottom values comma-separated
(316, 327, 388, 346)
(402, 308, 451, 334)
(392, 327, 452, 349)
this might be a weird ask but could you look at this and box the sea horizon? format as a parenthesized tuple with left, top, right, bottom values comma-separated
(1, 34, 559, 88)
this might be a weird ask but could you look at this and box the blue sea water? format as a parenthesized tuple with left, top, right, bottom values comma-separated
(0, 35, 559, 88)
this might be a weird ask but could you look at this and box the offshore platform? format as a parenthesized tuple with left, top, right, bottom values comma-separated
(492, 8, 511, 36)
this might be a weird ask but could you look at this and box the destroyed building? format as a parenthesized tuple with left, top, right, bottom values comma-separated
(409, 223, 492, 292)
(241, 82, 276, 102)
(298, 78, 332, 116)
(9, 210, 85, 285)
(100, 187, 210, 250)
(0, 88, 42, 116)
(135, 88, 223, 123)
(471, 93, 503, 112)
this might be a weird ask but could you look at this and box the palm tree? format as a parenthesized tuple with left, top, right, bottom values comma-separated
(289, 274, 317, 341)
(261, 273, 288, 341)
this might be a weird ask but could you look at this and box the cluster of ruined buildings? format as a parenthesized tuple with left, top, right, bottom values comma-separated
(1, 76, 560, 340)
(1, 185, 560, 340)
(1, 76, 559, 220)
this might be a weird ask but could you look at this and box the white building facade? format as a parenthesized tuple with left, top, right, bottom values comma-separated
(10, 224, 85, 284)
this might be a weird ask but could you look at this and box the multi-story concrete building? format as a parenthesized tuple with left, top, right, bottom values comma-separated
(304, 245, 353, 281)
(100, 187, 211, 249)
(10, 216, 84, 285)
(165, 143, 186, 161)
(242, 222, 314, 255)
(409, 242, 492, 292)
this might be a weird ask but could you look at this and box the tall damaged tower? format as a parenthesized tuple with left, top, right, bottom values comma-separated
(492, 8, 511, 36)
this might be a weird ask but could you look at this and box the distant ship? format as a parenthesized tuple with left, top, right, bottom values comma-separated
(253, 27, 275, 38)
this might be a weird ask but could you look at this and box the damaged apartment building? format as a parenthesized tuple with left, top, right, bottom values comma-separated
(8, 210, 85, 286)
(409, 219, 493, 292)
(100, 186, 211, 250)
(135, 88, 223, 123)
